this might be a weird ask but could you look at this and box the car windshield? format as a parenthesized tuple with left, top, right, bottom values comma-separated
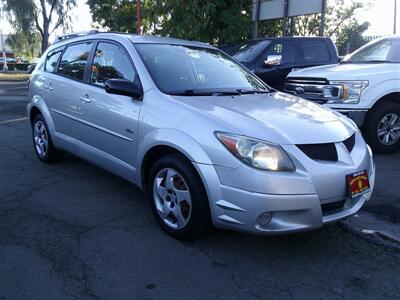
(134, 44, 269, 95)
(343, 38, 400, 63)
(230, 40, 271, 61)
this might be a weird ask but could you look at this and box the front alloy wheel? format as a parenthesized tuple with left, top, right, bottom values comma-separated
(377, 113, 400, 146)
(364, 102, 400, 154)
(153, 168, 192, 230)
(147, 154, 211, 240)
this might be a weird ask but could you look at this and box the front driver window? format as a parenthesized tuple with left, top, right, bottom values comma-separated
(90, 42, 136, 86)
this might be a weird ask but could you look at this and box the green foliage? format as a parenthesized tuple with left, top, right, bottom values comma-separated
(6, 32, 41, 60)
(291, 0, 370, 40)
(3, 0, 77, 54)
(336, 21, 370, 55)
(87, 0, 253, 46)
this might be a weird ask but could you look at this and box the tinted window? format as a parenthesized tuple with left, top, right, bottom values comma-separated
(57, 42, 93, 80)
(264, 41, 295, 64)
(45, 47, 63, 72)
(300, 40, 330, 62)
(90, 42, 135, 86)
(135, 44, 267, 94)
(232, 40, 271, 61)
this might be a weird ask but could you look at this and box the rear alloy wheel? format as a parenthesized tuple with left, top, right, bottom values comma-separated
(32, 115, 64, 163)
(364, 103, 400, 154)
(147, 154, 211, 240)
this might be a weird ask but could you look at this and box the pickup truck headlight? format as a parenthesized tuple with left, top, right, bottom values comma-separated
(328, 80, 369, 104)
(216, 133, 295, 172)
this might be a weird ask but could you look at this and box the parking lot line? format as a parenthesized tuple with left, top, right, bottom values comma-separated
(0, 117, 29, 125)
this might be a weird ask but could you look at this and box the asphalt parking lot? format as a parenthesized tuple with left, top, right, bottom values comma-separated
(1, 81, 399, 299)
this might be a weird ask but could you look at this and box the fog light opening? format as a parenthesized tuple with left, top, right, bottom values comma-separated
(257, 212, 273, 227)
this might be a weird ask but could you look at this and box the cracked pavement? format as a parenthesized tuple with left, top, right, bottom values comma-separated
(0, 83, 399, 299)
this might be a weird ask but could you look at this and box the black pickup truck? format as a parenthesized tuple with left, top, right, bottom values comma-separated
(224, 37, 339, 91)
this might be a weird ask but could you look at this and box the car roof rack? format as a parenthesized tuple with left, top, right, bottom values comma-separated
(53, 30, 100, 44)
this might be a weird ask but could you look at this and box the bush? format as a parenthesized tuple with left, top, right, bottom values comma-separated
(2, 63, 30, 72)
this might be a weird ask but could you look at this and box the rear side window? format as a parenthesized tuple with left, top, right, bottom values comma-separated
(45, 47, 63, 72)
(300, 40, 330, 63)
(264, 41, 295, 64)
(90, 42, 135, 86)
(57, 42, 93, 81)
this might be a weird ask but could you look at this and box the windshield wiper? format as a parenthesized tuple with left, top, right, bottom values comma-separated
(343, 60, 389, 64)
(236, 89, 271, 95)
(169, 89, 214, 96)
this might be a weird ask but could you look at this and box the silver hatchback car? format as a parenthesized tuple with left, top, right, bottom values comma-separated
(28, 32, 375, 239)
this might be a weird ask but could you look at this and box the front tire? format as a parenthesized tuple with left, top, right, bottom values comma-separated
(32, 115, 64, 163)
(364, 102, 400, 154)
(147, 154, 211, 240)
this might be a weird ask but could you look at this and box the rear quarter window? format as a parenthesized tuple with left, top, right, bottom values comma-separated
(300, 40, 330, 63)
(45, 47, 64, 73)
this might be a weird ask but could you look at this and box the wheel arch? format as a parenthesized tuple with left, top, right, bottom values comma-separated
(370, 92, 400, 111)
(136, 129, 214, 190)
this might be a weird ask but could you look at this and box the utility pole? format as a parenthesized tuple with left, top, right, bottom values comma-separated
(137, 0, 141, 35)
(395, 0, 397, 35)
(0, 9, 8, 71)
(282, 0, 289, 36)
(253, 0, 261, 39)
(319, 0, 326, 36)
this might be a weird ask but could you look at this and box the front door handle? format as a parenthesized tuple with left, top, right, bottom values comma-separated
(44, 81, 53, 91)
(79, 95, 92, 103)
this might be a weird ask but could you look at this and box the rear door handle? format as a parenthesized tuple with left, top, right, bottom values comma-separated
(79, 95, 92, 103)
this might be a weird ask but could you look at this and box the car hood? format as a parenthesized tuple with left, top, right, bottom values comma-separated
(288, 63, 395, 80)
(172, 92, 355, 145)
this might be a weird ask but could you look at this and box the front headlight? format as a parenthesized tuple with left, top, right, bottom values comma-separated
(215, 132, 295, 172)
(328, 80, 369, 104)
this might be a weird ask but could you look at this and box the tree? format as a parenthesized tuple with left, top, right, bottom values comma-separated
(335, 20, 370, 55)
(152, 0, 252, 46)
(3, 0, 77, 54)
(87, 0, 253, 46)
(6, 31, 41, 60)
(291, 0, 371, 39)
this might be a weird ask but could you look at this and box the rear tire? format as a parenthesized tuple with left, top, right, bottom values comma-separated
(32, 114, 64, 163)
(146, 153, 211, 240)
(363, 102, 400, 154)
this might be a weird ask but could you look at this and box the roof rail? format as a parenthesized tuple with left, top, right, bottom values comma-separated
(53, 30, 100, 44)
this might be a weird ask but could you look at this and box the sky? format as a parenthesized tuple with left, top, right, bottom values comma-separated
(0, 0, 398, 37)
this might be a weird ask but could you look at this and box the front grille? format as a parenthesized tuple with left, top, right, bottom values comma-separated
(343, 133, 355, 153)
(284, 77, 341, 104)
(297, 143, 338, 161)
(321, 200, 345, 215)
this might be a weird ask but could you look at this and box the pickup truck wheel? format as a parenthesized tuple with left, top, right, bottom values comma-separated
(147, 154, 211, 240)
(364, 103, 400, 154)
(32, 115, 64, 163)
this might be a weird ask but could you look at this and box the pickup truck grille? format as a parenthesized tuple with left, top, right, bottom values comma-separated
(285, 77, 340, 104)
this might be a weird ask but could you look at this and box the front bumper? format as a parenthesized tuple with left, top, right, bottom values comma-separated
(194, 133, 375, 235)
(328, 108, 368, 127)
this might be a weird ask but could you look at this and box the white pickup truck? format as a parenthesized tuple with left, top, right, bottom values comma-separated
(285, 36, 400, 153)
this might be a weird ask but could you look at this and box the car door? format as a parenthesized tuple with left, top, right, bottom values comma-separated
(77, 41, 142, 181)
(254, 40, 298, 91)
(45, 41, 94, 152)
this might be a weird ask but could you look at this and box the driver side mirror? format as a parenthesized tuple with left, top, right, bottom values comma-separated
(264, 55, 282, 67)
(105, 79, 143, 99)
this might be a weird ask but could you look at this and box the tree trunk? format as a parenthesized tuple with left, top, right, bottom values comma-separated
(41, 30, 49, 54)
